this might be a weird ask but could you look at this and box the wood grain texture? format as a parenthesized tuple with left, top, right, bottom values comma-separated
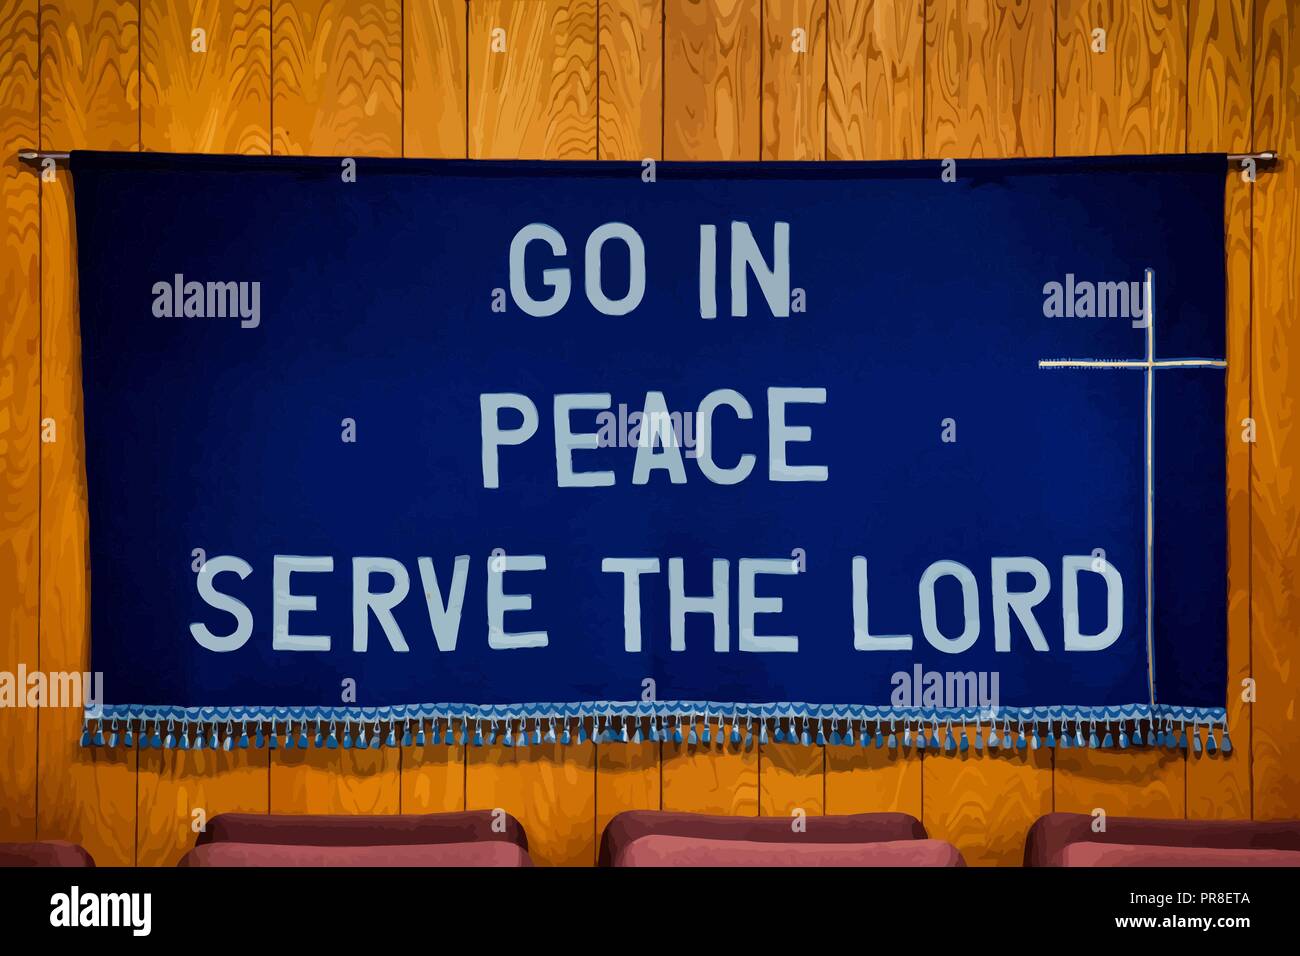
(1186, 2, 1252, 818)
(467, 734, 596, 865)
(137, 747, 270, 866)
(272, 0, 402, 155)
(469, 0, 596, 159)
(141, 0, 271, 153)
(924, 0, 1053, 158)
(762, 0, 825, 160)
(37, 172, 138, 865)
(664, 0, 760, 160)
(0, 0, 39, 843)
(661, 718, 759, 814)
(40, 0, 139, 148)
(404, 0, 467, 158)
(759, 741, 823, 816)
(1056, 0, 1188, 156)
(1188, 0, 1253, 153)
(827, 0, 924, 160)
(35, 0, 139, 865)
(924, 730, 1052, 866)
(595, 737, 659, 843)
(1055, 746, 1186, 818)
(134, 0, 271, 845)
(598, 0, 661, 159)
(1250, 0, 1300, 821)
(1051, 0, 1194, 822)
(271, 744, 401, 813)
(401, 739, 465, 812)
(825, 745, 921, 816)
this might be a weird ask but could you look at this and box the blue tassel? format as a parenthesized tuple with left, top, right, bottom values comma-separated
(92, 722, 105, 747)
(816, 723, 826, 747)
(254, 724, 264, 748)
(177, 724, 188, 750)
(1221, 727, 1233, 754)
(548, 720, 560, 745)
(903, 726, 913, 748)
(887, 729, 897, 749)
(1017, 727, 1027, 750)
(1102, 729, 1113, 748)
(973, 726, 984, 750)
(192, 724, 205, 751)
(238, 724, 249, 749)
(401, 722, 412, 747)
(731, 721, 742, 746)
(285, 722, 297, 749)
(800, 722, 812, 746)
(1045, 726, 1056, 748)
(503, 722, 514, 747)
(268, 724, 277, 750)
(1119, 728, 1129, 749)
(1205, 730, 1217, 754)
(987, 727, 998, 750)
(946, 728, 957, 752)
(473, 722, 484, 747)
(700, 720, 711, 744)
(688, 722, 698, 745)
(79, 723, 91, 748)
(759, 720, 769, 745)
(1192, 728, 1202, 754)
(415, 722, 427, 747)
(774, 720, 787, 744)
(915, 726, 926, 750)
(1003, 726, 1014, 748)
(874, 726, 884, 749)
(574, 720, 586, 745)
(744, 720, 753, 748)
(108, 722, 120, 748)
(125, 723, 136, 748)
(1058, 726, 1070, 750)
(959, 728, 970, 752)
(372, 723, 383, 749)
(843, 723, 854, 747)
(343, 723, 355, 749)
(1030, 727, 1040, 750)
(562, 721, 573, 745)
(327, 723, 338, 749)
(1088, 728, 1099, 749)
(1178, 729, 1188, 750)
(156, 724, 167, 749)
(672, 721, 683, 745)
(1132, 724, 1144, 746)
(828, 723, 839, 747)
(222, 723, 234, 751)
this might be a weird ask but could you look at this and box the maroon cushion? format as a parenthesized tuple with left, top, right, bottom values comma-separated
(178, 841, 532, 867)
(0, 841, 95, 867)
(598, 810, 926, 866)
(1058, 842, 1300, 867)
(198, 811, 527, 850)
(615, 835, 963, 867)
(1024, 813, 1300, 867)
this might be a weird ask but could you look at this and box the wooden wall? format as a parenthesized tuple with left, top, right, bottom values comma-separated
(0, 0, 1295, 866)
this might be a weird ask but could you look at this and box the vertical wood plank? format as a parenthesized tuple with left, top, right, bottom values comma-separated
(1188, 0, 1253, 154)
(759, 734, 823, 816)
(0, 0, 39, 843)
(1251, 0, 1300, 821)
(403, 739, 465, 812)
(468, 0, 597, 159)
(598, 0, 662, 160)
(661, 718, 759, 814)
(1186, 0, 1253, 820)
(593, 2, 663, 846)
(825, 743, 921, 817)
(40, 0, 138, 148)
(466, 728, 596, 866)
(664, 0, 760, 160)
(826, 0, 924, 160)
(1056, 0, 1189, 156)
(926, 729, 1052, 865)
(464, 0, 598, 864)
(924, 0, 1054, 158)
(141, 0, 271, 153)
(916, 0, 1054, 864)
(762, 0, 826, 160)
(271, 0, 402, 155)
(404, 0, 467, 158)
(134, 1, 271, 854)
(137, 748, 270, 866)
(36, 0, 139, 867)
(1052, 0, 1194, 824)
(268, 0, 403, 817)
(658, 0, 760, 816)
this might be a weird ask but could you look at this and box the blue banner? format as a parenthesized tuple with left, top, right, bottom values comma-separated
(72, 152, 1228, 752)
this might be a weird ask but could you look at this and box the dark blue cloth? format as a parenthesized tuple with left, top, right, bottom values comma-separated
(71, 152, 1226, 729)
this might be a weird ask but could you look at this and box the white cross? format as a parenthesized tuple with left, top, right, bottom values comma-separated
(1038, 269, 1226, 705)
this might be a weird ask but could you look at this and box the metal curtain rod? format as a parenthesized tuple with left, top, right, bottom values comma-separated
(16, 149, 1282, 166)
